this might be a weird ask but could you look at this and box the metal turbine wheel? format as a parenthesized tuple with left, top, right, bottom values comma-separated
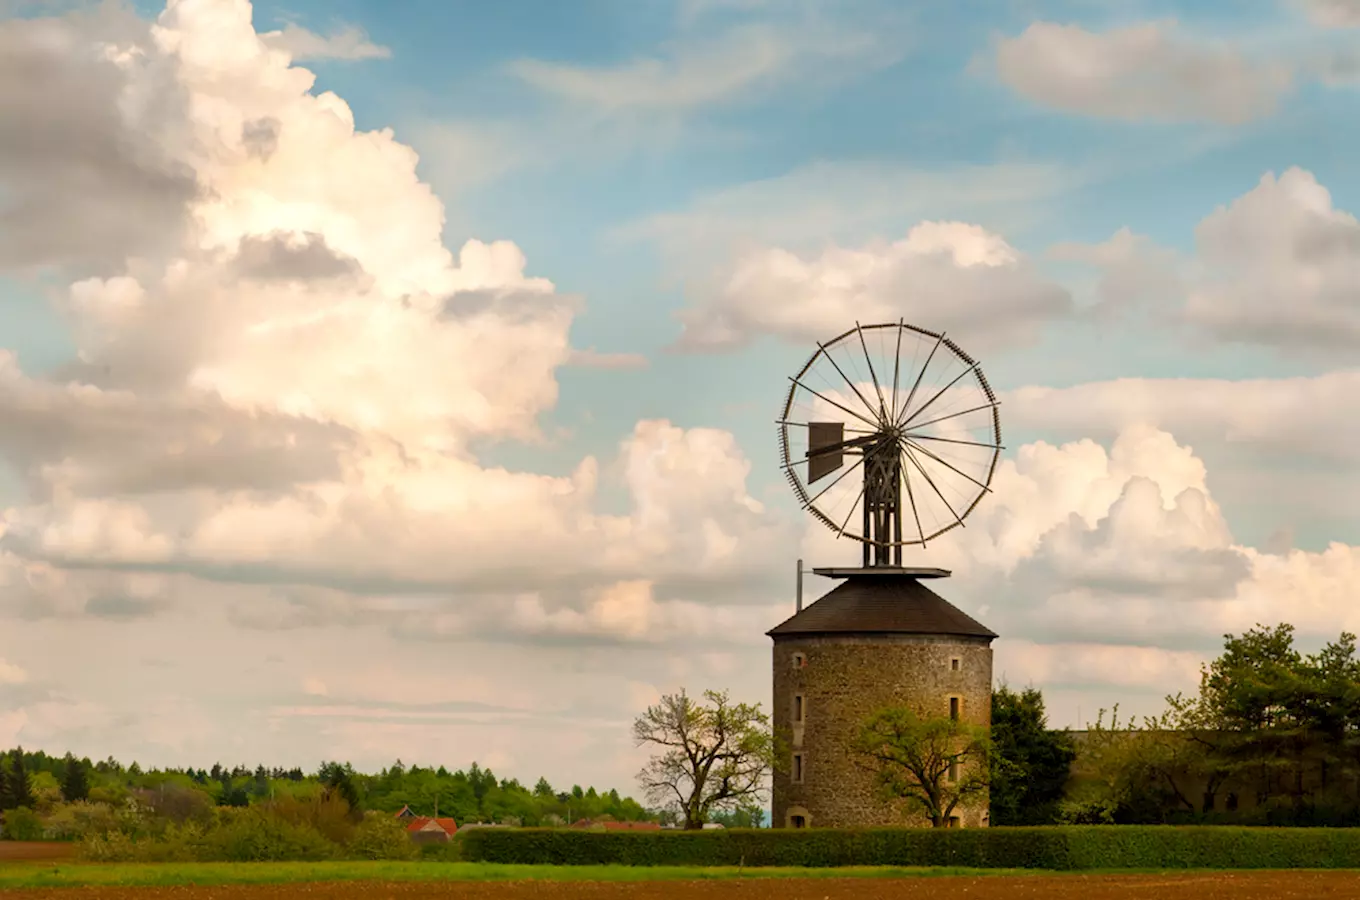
(778, 321, 1002, 567)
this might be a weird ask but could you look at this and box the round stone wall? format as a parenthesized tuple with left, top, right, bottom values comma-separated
(771, 633, 994, 829)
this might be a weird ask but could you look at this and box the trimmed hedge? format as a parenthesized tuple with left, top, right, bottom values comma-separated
(459, 825, 1360, 870)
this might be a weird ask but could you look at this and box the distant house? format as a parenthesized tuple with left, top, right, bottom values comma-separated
(604, 821, 661, 831)
(393, 806, 457, 843)
(570, 819, 661, 831)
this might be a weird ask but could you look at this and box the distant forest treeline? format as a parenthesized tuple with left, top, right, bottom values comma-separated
(0, 747, 685, 827)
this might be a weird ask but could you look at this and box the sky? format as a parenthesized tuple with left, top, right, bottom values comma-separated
(0, 0, 1357, 799)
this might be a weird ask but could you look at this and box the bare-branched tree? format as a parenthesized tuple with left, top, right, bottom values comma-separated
(633, 689, 774, 830)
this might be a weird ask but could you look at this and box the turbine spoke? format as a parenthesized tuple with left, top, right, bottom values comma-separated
(889, 319, 904, 431)
(906, 401, 1000, 432)
(900, 362, 980, 429)
(899, 441, 926, 546)
(905, 438, 993, 494)
(802, 454, 867, 511)
(903, 444, 964, 528)
(855, 321, 888, 421)
(905, 433, 1004, 450)
(896, 331, 945, 426)
(815, 343, 882, 425)
(777, 419, 877, 434)
(788, 376, 880, 430)
(836, 488, 864, 537)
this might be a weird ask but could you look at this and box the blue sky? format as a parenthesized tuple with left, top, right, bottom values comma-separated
(0, 0, 1357, 792)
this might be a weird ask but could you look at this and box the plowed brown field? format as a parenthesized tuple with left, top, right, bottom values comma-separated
(0, 842, 76, 861)
(4, 873, 1360, 900)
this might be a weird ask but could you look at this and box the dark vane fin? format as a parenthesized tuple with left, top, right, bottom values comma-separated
(807, 422, 844, 483)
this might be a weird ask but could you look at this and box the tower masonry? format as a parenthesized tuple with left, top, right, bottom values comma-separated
(768, 567, 996, 829)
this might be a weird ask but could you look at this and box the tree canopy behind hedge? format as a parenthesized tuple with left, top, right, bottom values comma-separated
(0, 749, 654, 827)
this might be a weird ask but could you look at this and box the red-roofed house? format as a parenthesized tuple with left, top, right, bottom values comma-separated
(393, 806, 457, 843)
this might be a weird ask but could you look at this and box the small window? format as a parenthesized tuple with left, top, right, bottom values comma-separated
(948, 760, 959, 782)
(948, 816, 961, 829)
(792, 652, 806, 670)
(790, 814, 807, 829)
(1226, 792, 1239, 812)
(950, 657, 960, 671)
(949, 697, 960, 720)
(794, 694, 804, 722)
(792, 753, 804, 783)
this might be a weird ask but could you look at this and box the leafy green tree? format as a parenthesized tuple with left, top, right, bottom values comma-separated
(1, 805, 43, 840)
(633, 688, 774, 830)
(1055, 704, 1144, 824)
(1167, 623, 1360, 819)
(61, 753, 91, 803)
(853, 706, 991, 827)
(989, 684, 1077, 825)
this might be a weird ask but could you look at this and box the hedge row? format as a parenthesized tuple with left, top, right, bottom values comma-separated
(458, 825, 1360, 870)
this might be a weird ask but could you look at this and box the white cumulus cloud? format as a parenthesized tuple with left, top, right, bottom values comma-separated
(1050, 167, 1360, 355)
(259, 23, 389, 61)
(673, 221, 1072, 351)
(991, 21, 1293, 124)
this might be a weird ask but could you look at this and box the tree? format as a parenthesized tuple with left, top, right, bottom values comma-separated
(1061, 625, 1360, 827)
(633, 688, 774, 830)
(61, 753, 90, 803)
(5, 749, 34, 811)
(709, 798, 766, 828)
(1163, 623, 1360, 820)
(318, 761, 362, 819)
(28, 771, 61, 811)
(853, 706, 991, 827)
(1, 805, 42, 840)
(989, 685, 1077, 825)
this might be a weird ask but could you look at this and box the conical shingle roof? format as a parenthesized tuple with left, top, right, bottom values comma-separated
(767, 575, 996, 639)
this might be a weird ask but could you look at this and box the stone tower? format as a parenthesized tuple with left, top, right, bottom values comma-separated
(767, 566, 997, 829)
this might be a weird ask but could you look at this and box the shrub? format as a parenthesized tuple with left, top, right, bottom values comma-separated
(347, 811, 419, 861)
(459, 825, 1360, 870)
(263, 793, 357, 845)
(77, 830, 140, 862)
(203, 809, 337, 862)
(1, 807, 44, 841)
(132, 784, 215, 826)
(41, 801, 120, 841)
(77, 808, 338, 862)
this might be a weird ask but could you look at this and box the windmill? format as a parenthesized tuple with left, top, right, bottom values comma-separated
(767, 321, 1004, 831)
(778, 321, 1002, 568)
